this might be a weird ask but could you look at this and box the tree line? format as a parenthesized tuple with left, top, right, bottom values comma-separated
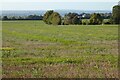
(43, 11, 106, 25)
(2, 15, 43, 20)
(43, 4, 120, 25)
(2, 4, 120, 25)
(1, 12, 111, 21)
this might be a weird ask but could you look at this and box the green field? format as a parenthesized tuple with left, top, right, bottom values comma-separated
(2, 21, 118, 78)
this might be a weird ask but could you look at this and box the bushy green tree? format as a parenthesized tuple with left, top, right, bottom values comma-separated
(11, 16, 16, 20)
(43, 10, 54, 24)
(50, 12, 61, 25)
(112, 5, 120, 24)
(89, 13, 103, 25)
(64, 13, 81, 25)
(82, 19, 89, 25)
(72, 16, 81, 24)
(2, 16, 8, 20)
(103, 19, 111, 24)
(43, 10, 61, 25)
(27, 15, 43, 20)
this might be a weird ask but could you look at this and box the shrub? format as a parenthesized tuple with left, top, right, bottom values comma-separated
(82, 19, 89, 25)
(89, 13, 103, 25)
(72, 16, 82, 24)
(2, 16, 8, 20)
(64, 13, 81, 25)
(43, 10, 61, 25)
(103, 19, 111, 24)
(50, 12, 61, 25)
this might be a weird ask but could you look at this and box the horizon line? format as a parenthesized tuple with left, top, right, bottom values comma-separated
(1, 9, 112, 11)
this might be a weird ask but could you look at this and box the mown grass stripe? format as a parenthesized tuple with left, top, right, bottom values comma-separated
(2, 57, 85, 64)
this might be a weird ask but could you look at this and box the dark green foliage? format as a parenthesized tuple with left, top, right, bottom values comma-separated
(0, 16, 1, 20)
(27, 15, 43, 20)
(103, 21, 111, 24)
(2, 16, 8, 20)
(18, 16, 24, 20)
(11, 16, 16, 20)
(112, 5, 120, 24)
(82, 21, 86, 25)
(89, 13, 103, 25)
(43, 10, 61, 25)
(2, 15, 43, 20)
(43, 10, 54, 24)
(64, 13, 81, 25)
(72, 16, 82, 24)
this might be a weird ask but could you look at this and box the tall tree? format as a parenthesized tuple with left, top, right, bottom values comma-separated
(112, 5, 120, 24)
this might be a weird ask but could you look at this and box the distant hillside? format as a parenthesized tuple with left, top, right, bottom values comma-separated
(1, 10, 111, 17)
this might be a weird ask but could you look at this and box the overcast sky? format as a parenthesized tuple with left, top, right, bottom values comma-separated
(1, 0, 119, 10)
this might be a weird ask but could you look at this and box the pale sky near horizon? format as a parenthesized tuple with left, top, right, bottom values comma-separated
(1, 0, 119, 10)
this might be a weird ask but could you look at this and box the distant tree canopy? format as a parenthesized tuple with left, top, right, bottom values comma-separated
(64, 13, 81, 25)
(2, 16, 8, 20)
(2, 10, 115, 25)
(2, 15, 43, 20)
(43, 10, 61, 25)
(112, 5, 120, 24)
(89, 13, 103, 25)
(26, 15, 43, 20)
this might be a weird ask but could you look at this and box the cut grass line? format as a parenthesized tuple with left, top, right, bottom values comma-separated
(0, 47, 15, 51)
(3, 57, 85, 64)
(2, 54, 117, 64)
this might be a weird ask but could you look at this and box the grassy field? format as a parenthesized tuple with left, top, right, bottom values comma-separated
(2, 20, 118, 78)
